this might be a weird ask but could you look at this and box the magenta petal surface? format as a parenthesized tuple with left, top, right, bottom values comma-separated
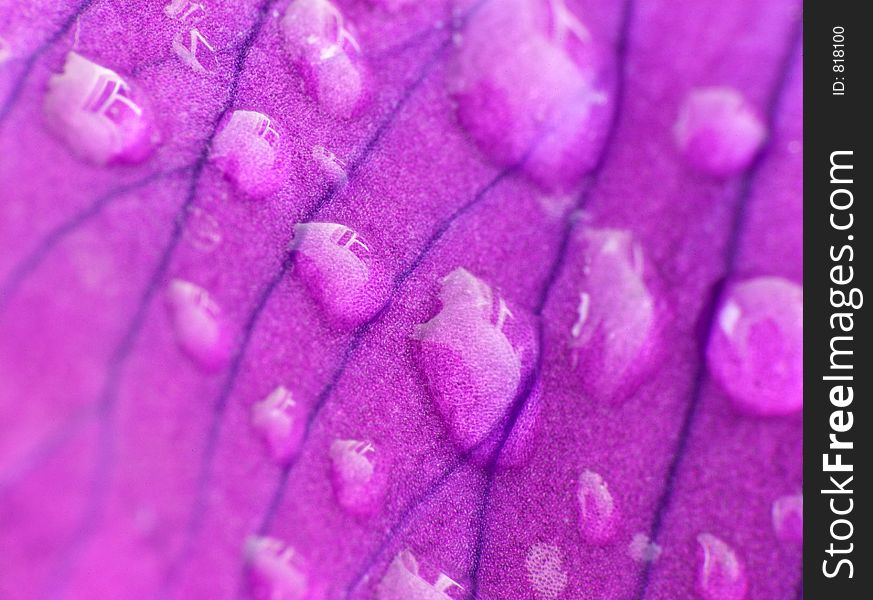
(0, 0, 801, 599)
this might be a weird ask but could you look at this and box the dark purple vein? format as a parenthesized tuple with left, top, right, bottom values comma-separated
(0, 165, 193, 314)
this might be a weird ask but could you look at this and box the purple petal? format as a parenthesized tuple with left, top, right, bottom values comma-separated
(0, 0, 802, 598)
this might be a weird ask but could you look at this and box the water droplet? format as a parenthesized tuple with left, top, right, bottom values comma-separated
(329, 438, 388, 516)
(166, 279, 232, 372)
(244, 536, 317, 600)
(312, 144, 348, 187)
(772, 494, 802, 544)
(628, 532, 661, 563)
(184, 206, 223, 252)
(525, 543, 568, 600)
(696, 533, 748, 600)
(570, 228, 659, 400)
(209, 110, 285, 198)
(164, 0, 219, 74)
(291, 222, 387, 327)
(674, 87, 766, 177)
(251, 386, 305, 464)
(707, 276, 802, 416)
(413, 268, 540, 467)
(377, 550, 465, 600)
(281, 0, 366, 118)
(576, 469, 618, 544)
(44, 52, 156, 165)
(449, 0, 611, 190)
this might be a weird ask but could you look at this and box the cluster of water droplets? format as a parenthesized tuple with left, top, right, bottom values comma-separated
(15, 0, 806, 597)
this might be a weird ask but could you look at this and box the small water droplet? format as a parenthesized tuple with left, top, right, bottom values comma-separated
(377, 550, 465, 600)
(311, 144, 348, 187)
(576, 469, 618, 544)
(282, 0, 366, 118)
(707, 276, 802, 416)
(570, 228, 659, 400)
(166, 279, 231, 372)
(525, 543, 568, 600)
(449, 0, 611, 190)
(251, 386, 305, 464)
(673, 87, 766, 177)
(413, 268, 540, 467)
(696, 533, 748, 600)
(184, 206, 223, 252)
(291, 222, 387, 327)
(44, 52, 156, 165)
(164, 0, 219, 74)
(772, 494, 802, 544)
(329, 438, 388, 516)
(210, 110, 285, 198)
(244, 536, 317, 600)
(628, 532, 661, 563)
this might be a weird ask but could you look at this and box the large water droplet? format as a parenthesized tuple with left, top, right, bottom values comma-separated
(576, 469, 619, 544)
(209, 110, 285, 198)
(570, 228, 659, 400)
(449, 0, 612, 191)
(707, 276, 802, 416)
(291, 222, 387, 328)
(376, 550, 466, 600)
(281, 0, 366, 118)
(696, 533, 748, 600)
(771, 494, 802, 544)
(251, 386, 305, 464)
(328, 438, 388, 516)
(673, 87, 766, 177)
(166, 279, 231, 372)
(525, 543, 568, 600)
(413, 268, 540, 467)
(44, 52, 156, 165)
(244, 536, 317, 600)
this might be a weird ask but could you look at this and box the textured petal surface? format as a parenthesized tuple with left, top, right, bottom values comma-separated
(0, 0, 801, 599)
